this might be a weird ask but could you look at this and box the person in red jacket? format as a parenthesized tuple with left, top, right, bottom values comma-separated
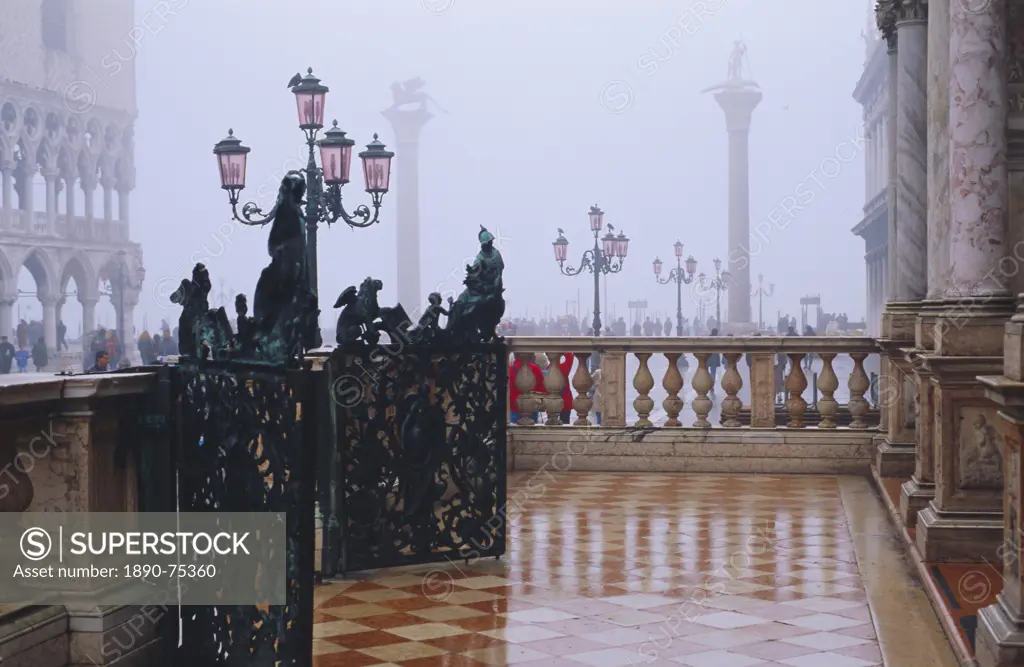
(509, 353, 544, 423)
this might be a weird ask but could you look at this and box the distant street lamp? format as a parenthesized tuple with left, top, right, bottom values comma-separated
(751, 273, 774, 331)
(212, 68, 394, 344)
(552, 206, 629, 336)
(99, 249, 145, 362)
(699, 258, 729, 331)
(653, 240, 698, 334)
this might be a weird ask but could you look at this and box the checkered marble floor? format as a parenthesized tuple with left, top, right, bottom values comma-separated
(313, 473, 887, 666)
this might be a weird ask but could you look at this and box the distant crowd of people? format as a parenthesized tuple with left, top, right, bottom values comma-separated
(502, 315, 700, 337)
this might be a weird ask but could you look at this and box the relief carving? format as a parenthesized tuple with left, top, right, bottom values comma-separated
(958, 409, 1005, 490)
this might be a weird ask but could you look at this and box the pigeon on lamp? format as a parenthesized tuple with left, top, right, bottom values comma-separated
(557, 228, 564, 235)
(287, 72, 303, 88)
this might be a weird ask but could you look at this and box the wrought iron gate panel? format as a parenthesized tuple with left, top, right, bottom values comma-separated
(169, 361, 316, 667)
(330, 343, 508, 573)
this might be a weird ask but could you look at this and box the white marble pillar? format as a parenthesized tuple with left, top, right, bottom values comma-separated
(895, 2, 928, 301)
(118, 189, 129, 224)
(884, 32, 899, 303)
(81, 176, 96, 221)
(381, 105, 433, 315)
(43, 168, 59, 233)
(0, 160, 14, 224)
(101, 178, 113, 223)
(64, 172, 77, 222)
(41, 295, 57, 354)
(80, 297, 97, 336)
(18, 164, 35, 214)
(947, 0, 1009, 299)
(866, 124, 875, 201)
(0, 295, 14, 340)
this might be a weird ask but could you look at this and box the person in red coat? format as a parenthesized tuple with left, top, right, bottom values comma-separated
(509, 353, 544, 423)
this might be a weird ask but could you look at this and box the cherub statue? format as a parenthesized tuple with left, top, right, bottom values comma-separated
(408, 292, 450, 344)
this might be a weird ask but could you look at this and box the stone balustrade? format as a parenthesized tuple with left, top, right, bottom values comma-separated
(0, 209, 128, 243)
(505, 336, 882, 474)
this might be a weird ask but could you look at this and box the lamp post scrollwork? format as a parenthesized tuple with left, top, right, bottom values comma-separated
(212, 67, 395, 343)
(653, 240, 698, 335)
(698, 257, 729, 331)
(552, 205, 629, 336)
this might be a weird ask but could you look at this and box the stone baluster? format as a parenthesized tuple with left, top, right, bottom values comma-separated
(785, 353, 808, 428)
(514, 357, 538, 426)
(662, 353, 684, 427)
(720, 353, 743, 427)
(571, 352, 593, 426)
(848, 353, 871, 429)
(543, 352, 566, 426)
(816, 353, 839, 429)
(633, 353, 655, 427)
(747, 350, 776, 428)
(691, 353, 713, 428)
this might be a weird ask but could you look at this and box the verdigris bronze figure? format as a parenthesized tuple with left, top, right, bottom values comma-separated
(334, 277, 384, 346)
(251, 171, 319, 360)
(446, 226, 505, 343)
(170, 263, 233, 359)
(407, 292, 450, 344)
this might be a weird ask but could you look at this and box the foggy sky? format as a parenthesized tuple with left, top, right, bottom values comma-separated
(27, 0, 871, 333)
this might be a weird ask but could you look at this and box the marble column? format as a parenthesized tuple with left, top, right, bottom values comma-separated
(64, 171, 77, 223)
(40, 295, 57, 355)
(101, 177, 113, 224)
(17, 163, 35, 215)
(0, 295, 15, 340)
(42, 168, 60, 234)
(80, 297, 97, 338)
(895, 1, 928, 302)
(81, 175, 96, 222)
(713, 85, 762, 332)
(882, 15, 899, 305)
(866, 123, 875, 201)
(0, 159, 14, 225)
(382, 101, 433, 316)
(917, 0, 1012, 565)
(902, 0, 950, 525)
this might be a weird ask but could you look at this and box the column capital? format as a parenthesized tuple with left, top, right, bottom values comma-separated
(41, 168, 61, 180)
(39, 294, 61, 308)
(0, 294, 17, 307)
(894, 0, 926, 24)
(0, 159, 16, 172)
(875, 0, 899, 48)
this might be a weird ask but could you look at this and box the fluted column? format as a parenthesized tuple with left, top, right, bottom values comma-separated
(880, 6, 899, 304)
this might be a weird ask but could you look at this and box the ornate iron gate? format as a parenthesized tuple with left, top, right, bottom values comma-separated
(327, 341, 508, 573)
(168, 360, 317, 666)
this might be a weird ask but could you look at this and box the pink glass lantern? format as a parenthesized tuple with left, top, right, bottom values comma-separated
(291, 68, 328, 130)
(615, 232, 629, 258)
(553, 234, 568, 262)
(213, 129, 250, 191)
(674, 240, 684, 258)
(601, 231, 616, 258)
(653, 257, 663, 275)
(359, 134, 394, 194)
(589, 205, 604, 232)
(317, 120, 355, 185)
(685, 255, 698, 276)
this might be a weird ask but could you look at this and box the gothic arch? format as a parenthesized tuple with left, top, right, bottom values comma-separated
(15, 247, 58, 298)
(59, 252, 95, 301)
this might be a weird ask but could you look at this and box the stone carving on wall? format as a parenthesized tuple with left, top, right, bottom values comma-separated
(958, 408, 1005, 489)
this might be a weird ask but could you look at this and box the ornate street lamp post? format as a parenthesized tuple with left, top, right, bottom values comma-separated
(653, 240, 698, 335)
(751, 273, 774, 331)
(212, 68, 394, 344)
(552, 206, 629, 336)
(699, 258, 729, 331)
(99, 249, 145, 363)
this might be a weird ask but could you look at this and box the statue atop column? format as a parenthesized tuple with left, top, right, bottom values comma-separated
(385, 77, 447, 115)
(727, 41, 747, 82)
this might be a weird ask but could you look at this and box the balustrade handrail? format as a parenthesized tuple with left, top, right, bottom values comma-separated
(506, 335, 880, 354)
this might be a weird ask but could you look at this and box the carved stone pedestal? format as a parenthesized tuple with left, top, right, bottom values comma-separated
(916, 355, 1005, 562)
(901, 304, 941, 526)
(876, 307, 918, 476)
